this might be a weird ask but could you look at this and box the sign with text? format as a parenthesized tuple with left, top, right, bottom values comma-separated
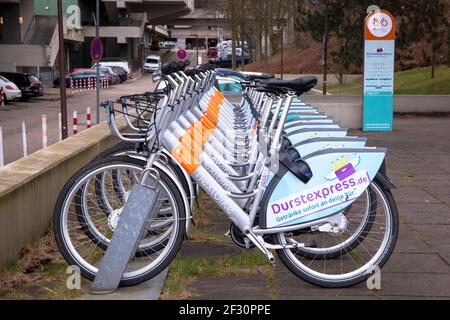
(363, 9, 395, 131)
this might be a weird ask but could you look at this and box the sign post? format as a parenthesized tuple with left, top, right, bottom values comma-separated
(91, 36, 103, 124)
(363, 9, 395, 132)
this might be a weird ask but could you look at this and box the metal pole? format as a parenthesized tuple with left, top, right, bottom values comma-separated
(96, 0, 100, 124)
(280, 28, 284, 80)
(196, 35, 199, 66)
(57, 0, 68, 139)
(323, 0, 329, 95)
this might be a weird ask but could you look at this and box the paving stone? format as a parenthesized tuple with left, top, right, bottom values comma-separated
(382, 253, 450, 274)
(409, 224, 450, 264)
(397, 203, 450, 225)
(410, 176, 450, 187)
(376, 273, 450, 298)
(392, 187, 441, 204)
(274, 272, 376, 298)
(187, 275, 271, 300)
(395, 166, 447, 176)
(393, 225, 433, 254)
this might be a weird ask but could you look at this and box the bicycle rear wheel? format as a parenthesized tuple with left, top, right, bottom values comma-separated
(274, 179, 399, 288)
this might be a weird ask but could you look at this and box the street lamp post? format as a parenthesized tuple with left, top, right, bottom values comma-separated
(280, 27, 284, 80)
(323, 0, 329, 95)
(196, 35, 199, 66)
(57, 0, 68, 139)
(310, 0, 329, 95)
(95, 0, 100, 124)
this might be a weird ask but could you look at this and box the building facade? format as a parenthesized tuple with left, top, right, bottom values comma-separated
(0, 0, 193, 82)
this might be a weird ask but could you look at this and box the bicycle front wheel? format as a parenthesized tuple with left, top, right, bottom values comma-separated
(53, 157, 186, 287)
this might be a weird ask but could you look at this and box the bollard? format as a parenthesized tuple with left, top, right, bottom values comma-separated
(70, 78, 74, 95)
(72, 111, 78, 135)
(0, 126, 4, 167)
(0, 87, 4, 107)
(42, 115, 48, 149)
(58, 112, 62, 141)
(86, 107, 92, 129)
(22, 121, 28, 157)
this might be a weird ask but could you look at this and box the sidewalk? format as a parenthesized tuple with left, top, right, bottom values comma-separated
(163, 115, 450, 300)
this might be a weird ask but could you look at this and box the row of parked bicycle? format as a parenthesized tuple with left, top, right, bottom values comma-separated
(53, 61, 399, 289)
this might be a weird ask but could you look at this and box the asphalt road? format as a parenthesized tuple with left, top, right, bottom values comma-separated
(0, 75, 156, 165)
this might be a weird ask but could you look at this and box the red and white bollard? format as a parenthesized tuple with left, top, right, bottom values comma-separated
(42, 115, 48, 148)
(0, 87, 5, 107)
(86, 107, 92, 129)
(70, 78, 74, 95)
(22, 121, 28, 157)
(0, 126, 4, 167)
(58, 112, 63, 141)
(72, 111, 78, 135)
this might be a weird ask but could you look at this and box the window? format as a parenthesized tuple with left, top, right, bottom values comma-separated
(29, 75, 40, 83)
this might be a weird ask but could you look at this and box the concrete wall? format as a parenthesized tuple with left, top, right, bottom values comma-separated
(0, 121, 124, 267)
(0, 44, 48, 71)
(302, 95, 450, 129)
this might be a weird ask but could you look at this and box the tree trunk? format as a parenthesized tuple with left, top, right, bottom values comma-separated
(256, 34, 262, 62)
(231, 0, 237, 69)
(240, 0, 246, 70)
(431, 45, 436, 79)
(264, 1, 269, 68)
(448, 23, 450, 67)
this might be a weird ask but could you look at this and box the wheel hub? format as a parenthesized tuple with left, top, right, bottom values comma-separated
(314, 213, 348, 236)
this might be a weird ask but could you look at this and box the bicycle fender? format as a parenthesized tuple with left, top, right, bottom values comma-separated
(261, 148, 386, 229)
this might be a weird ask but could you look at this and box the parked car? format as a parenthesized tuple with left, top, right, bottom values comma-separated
(160, 41, 176, 49)
(96, 58, 131, 74)
(110, 66, 128, 83)
(92, 64, 126, 83)
(98, 67, 121, 85)
(209, 53, 249, 68)
(70, 68, 91, 74)
(207, 47, 218, 58)
(0, 72, 43, 101)
(144, 55, 161, 73)
(53, 70, 109, 88)
(0, 75, 22, 103)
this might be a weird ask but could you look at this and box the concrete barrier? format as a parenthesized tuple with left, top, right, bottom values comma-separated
(0, 121, 125, 267)
(303, 95, 450, 129)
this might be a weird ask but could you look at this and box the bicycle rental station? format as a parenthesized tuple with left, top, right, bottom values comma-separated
(52, 50, 399, 293)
